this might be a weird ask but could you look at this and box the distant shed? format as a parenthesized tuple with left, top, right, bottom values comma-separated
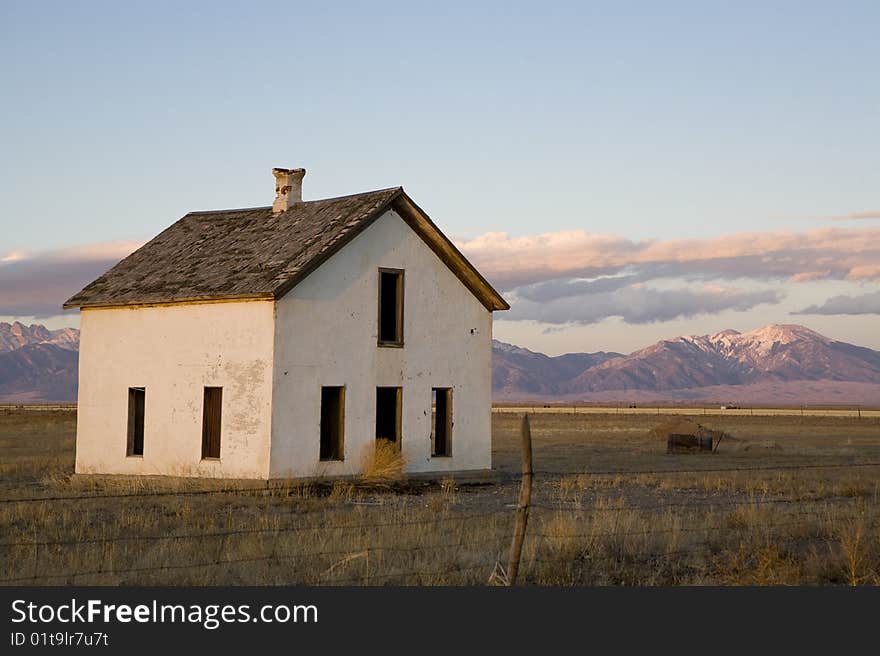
(649, 418, 727, 454)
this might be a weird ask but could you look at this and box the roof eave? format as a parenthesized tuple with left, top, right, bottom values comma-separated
(63, 293, 275, 311)
(390, 192, 509, 312)
(270, 188, 509, 312)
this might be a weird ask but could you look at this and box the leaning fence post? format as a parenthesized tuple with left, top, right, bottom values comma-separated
(507, 413, 533, 586)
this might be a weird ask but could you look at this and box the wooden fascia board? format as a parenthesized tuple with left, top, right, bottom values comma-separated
(68, 295, 275, 311)
(391, 194, 510, 312)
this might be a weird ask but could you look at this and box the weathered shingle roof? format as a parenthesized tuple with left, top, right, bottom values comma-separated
(64, 187, 509, 312)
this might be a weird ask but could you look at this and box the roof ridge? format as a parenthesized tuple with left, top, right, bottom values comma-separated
(186, 187, 402, 217)
(186, 205, 272, 216)
(302, 186, 401, 204)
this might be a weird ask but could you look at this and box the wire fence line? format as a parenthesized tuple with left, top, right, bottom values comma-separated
(0, 404, 76, 412)
(3, 473, 878, 585)
(526, 460, 880, 478)
(0, 534, 512, 585)
(529, 506, 880, 541)
(3, 459, 880, 506)
(2, 487, 874, 552)
(521, 525, 878, 574)
(5, 500, 878, 585)
(7, 402, 877, 416)
(529, 491, 880, 514)
(2, 556, 506, 587)
(0, 508, 511, 550)
(0, 482, 306, 505)
(3, 410, 880, 586)
(492, 405, 880, 418)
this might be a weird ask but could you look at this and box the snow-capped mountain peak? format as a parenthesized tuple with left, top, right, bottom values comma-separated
(492, 323, 880, 402)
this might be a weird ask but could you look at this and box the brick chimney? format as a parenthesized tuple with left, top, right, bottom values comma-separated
(272, 168, 306, 213)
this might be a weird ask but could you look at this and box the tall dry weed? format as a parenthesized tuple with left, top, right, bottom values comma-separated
(360, 439, 406, 484)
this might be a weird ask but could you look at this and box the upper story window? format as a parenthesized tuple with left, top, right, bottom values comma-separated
(378, 268, 404, 347)
(126, 387, 145, 457)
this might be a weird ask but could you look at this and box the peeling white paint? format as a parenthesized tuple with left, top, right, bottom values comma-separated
(75, 301, 275, 478)
(270, 210, 492, 478)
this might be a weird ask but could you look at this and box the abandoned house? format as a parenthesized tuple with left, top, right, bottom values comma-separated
(64, 168, 508, 479)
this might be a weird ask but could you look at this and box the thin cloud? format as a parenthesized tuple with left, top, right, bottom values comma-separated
(505, 285, 784, 325)
(794, 290, 880, 316)
(829, 211, 880, 221)
(771, 210, 880, 223)
(0, 242, 140, 318)
(514, 274, 643, 302)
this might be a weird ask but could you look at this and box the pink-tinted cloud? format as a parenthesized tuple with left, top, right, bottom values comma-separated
(458, 227, 880, 290)
(790, 271, 833, 283)
(0, 242, 141, 318)
(830, 211, 880, 220)
(847, 265, 880, 280)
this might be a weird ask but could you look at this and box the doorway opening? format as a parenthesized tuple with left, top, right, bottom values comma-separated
(320, 386, 345, 461)
(375, 386, 401, 444)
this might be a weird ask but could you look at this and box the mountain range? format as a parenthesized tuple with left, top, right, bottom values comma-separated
(493, 324, 880, 405)
(1, 321, 878, 405)
(0, 322, 79, 402)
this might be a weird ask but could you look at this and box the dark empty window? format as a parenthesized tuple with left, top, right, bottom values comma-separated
(126, 387, 145, 457)
(201, 387, 222, 459)
(378, 269, 404, 345)
(320, 386, 345, 461)
(432, 388, 452, 457)
(376, 386, 402, 443)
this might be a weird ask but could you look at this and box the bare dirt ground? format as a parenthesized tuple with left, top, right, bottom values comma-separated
(1, 408, 879, 585)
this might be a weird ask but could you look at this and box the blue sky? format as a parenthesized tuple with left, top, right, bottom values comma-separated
(1, 1, 878, 353)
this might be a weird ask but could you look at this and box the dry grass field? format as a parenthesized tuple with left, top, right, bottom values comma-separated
(1, 407, 879, 585)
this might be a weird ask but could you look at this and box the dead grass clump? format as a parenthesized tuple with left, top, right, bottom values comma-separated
(556, 476, 581, 504)
(540, 513, 584, 562)
(841, 480, 873, 498)
(329, 481, 356, 503)
(440, 477, 456, 503)
(360, 439, 406, 484)
(589, 474, 626, 489)
(283, 482, 316, 500)
(835, 515, 871, 586)
(716, 542, 801, 585)
(425, 479, 458, 512)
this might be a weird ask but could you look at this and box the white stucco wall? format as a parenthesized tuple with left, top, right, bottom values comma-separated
(75, 301, 275, 479)
(270, 209, 494, 478)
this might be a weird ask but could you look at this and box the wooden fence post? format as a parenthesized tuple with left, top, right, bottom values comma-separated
(507, 413, 533, 586)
